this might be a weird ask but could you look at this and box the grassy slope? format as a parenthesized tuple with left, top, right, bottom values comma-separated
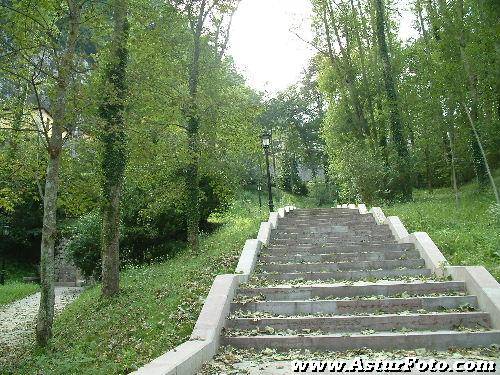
(383, 170, 500, 280)
(1, 191, 299, 375)
(0, 282, 39, 306)
(0, 260, 39, 306)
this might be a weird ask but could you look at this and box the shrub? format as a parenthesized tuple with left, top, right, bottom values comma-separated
(307, 178, 337, 206)
(65, 211, 102, 280)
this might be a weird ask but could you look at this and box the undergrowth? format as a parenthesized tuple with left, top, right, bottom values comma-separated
(383, 171, 500, 280)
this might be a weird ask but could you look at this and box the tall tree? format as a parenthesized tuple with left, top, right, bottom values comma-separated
(175, 0, 239, 251)
(35, 0, 82, 346)
(456, 0, 488, 187)
(373, 0, 412, 200)
(98, 0, 129, 297)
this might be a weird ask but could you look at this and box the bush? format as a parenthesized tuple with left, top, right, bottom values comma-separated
(277, 155, 308, 196)
(307, 178, 337, 206)
(327, 136, 393, 204)
(65, 174, 234, 277)
(65, 211, 102, 280)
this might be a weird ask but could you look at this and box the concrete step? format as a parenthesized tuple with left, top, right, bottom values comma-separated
(222, 330, 500, 351)
(285, 213, 364, 218)
(254, 268, 432, 281)
(292, 208, 355, 213)
(225, 312, 491, 332)
(265, 243, 414, 255)
(277, 225, 384, 232)
(259, 259, 426, 273)
(271, 233, 393, 241)
(230, 295, 477, 315)
(259, 250, 421, 263)
(236, 281, 467, 301)
(271, 234, 394, 243)
(271, 238, 397, 246)
(279, 217, 375, 222)
(273, 222, 391, 234)
(277, 220, 377, 227)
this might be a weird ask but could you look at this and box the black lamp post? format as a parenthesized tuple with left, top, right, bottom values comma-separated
(0, 225, 8, 285)
(261, 133, 274, 212)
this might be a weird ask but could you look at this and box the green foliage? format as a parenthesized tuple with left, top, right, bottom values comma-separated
(313, 0, 499, 199)
(324, 131, 392, 204)
(260, 63, 326, 195)
(383, 170, 500, 280)
(307, 178, 337, 206)
(277, 154, 308, 196)
(0, 0, 261, 272)
(65, 211, 102, 280)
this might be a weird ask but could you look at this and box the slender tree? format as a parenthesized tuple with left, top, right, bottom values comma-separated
(175, 0, 239, 251)
(456, 0, 488, 187)
(373, 0, 412, 200)
(36, 0, 82, 346)
(98, 0, 129, 297)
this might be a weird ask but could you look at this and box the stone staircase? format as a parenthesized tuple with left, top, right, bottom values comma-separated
(222, 208, 500, 352)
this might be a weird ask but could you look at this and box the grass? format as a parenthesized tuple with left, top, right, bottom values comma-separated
(0, 282, 39, 306)
(1, 190, 298, 375)
(0, 259, 39, 306)
(383, 170, 500, 280)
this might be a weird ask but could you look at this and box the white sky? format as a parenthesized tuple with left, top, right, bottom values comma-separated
(228, 0, 418, 94)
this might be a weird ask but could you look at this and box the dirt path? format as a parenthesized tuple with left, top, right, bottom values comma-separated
(0, 286, 83, 349)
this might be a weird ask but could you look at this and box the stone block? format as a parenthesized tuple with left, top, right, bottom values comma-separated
(131, 340, 208, 375)
(268, 212, 278, 229)
(405, 232, 448, 276)
(369, 207, 387, 225)
(445, 266, 500, 329)
(385, 216, 410, 242)
(277, 208, 285, 218)
(358, 204, 368, 214)
(235, 239, 262, 279)
(257, 222, 272, 245)
(191, 274, 239, 342)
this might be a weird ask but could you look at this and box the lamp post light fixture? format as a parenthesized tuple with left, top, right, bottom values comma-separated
(261, 133, 274, 212)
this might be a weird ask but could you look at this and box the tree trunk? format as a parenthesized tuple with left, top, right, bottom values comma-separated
(322, 4, 368, 137)
(447, 130, 460, 207)
(100, 0, 129, 297)
(186, 124, 200, 251)
(425, 0, 441, 41)
(36, 152, 60, 345)
(464, 103, 500, 204)
(424, 142, 432, 191)
(373, 0, 412, 200)
(186, 0, 206, 252)
(457, 0, 488, 187)
(36, 0, 81, 346)
(101, 184, 122, 296)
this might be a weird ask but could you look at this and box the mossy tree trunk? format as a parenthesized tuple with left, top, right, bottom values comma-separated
(99, 0, 129, 297)
(185, 0, 206, 252)
(373, 0, 412, 200)
(456, 0, 488, 187)
(36, 0, 81, 346)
